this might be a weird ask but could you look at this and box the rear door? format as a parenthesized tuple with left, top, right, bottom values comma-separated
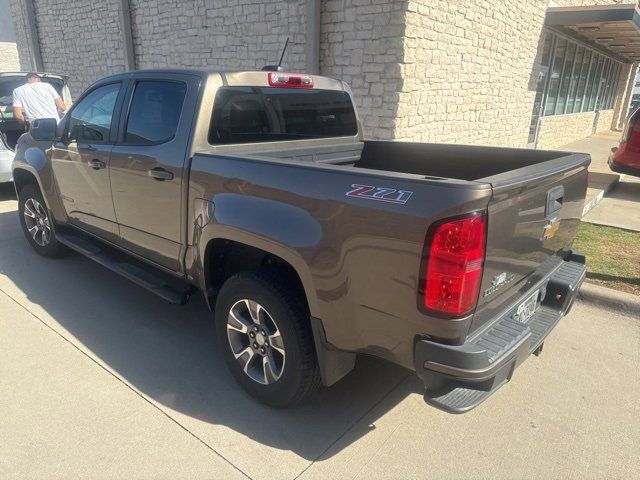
(469, 154, 590, 334)
(109, 74, 199, 271)
(51, 81, 125, 241)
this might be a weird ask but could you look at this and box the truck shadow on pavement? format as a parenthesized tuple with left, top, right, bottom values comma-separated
(0, 206, 423, 461)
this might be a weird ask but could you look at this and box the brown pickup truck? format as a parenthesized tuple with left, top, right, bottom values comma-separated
(12, 69, 588, 413)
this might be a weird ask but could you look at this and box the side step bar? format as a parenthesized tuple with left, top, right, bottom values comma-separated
(57, 232, 193, 305)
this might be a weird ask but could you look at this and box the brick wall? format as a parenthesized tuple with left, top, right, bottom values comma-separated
(0, 42, 20, 72)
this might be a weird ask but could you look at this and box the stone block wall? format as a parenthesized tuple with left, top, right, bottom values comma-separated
(0, 42, 20, 72)
(7, 0, 637, 147)
(396, 0, 549, 147)
(10, 0, 126, 96)
(129, 0, 306, 72)
(536, 110, 615, 150)
(319, 0, 407, 140)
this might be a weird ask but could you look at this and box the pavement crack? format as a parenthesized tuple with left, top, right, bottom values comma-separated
(293, 371, 412, 480)
(0, 286, 253, 480)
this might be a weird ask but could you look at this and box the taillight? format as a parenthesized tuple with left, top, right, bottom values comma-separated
(268, 72, 313, 88)
(420, 213, 487, 317)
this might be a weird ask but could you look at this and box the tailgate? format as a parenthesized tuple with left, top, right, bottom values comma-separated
(469, 152, 590, 335)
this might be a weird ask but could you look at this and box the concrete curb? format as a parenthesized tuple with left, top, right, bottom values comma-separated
(581, 173, 624, 217)
(578, 281, 640, 318)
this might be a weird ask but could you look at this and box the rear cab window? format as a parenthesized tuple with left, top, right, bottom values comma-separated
(209, 87, 358, 144)
(124, 80, 187, 145)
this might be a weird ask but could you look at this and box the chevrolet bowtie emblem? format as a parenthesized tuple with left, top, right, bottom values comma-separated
(543, 218, 560, 240)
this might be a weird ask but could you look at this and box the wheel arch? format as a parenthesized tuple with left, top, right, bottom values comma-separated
(203, 236, 355, 387)
(202, 236, 319, 318)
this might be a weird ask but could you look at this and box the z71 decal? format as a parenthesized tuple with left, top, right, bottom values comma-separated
(345, 184, 413, 205)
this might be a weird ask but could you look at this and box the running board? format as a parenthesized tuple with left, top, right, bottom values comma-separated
(57, 232, 193, 305)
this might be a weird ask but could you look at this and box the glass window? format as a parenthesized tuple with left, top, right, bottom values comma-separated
(573, 49, 591, 113)
(539, 31, 623, 116)
(607, 62, 622, 108)
(67, 83, 120, 144)
(544, 38, 567, 115)
(540, 32, 554, 67)
(556, 42, 576, 114)
(124, 81, 187, 145)
(209, 87, 358, 144)
(588, 55, 605, 111)
(598, 59, 612, 110)
(566, 46, 584, 114)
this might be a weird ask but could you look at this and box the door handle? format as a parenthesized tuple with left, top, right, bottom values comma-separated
(89, 158, 106, 170)
(148, 167, 174, 181)
(545, 185, 564, 217)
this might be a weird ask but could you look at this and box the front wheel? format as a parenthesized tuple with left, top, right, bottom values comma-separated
(18, 183, 63, 258)
(215, 271, 321, 407)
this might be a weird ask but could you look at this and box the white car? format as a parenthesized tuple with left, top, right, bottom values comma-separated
(0, 72, 72, 183)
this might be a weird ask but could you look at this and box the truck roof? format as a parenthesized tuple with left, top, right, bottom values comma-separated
(96, 69, 347, 91)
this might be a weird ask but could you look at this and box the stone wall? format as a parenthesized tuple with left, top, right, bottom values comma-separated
(7, 0, 637, 147)
(0, 42, 20, 72)
(319, 0, 407, 140)
(129, 0, 306, 72)
(536, 109, 615, 149)
(9, 0, 126, 96)
(396, 0, 549, 147)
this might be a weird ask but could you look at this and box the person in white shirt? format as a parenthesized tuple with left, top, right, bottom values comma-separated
(12, 73, 66, 125)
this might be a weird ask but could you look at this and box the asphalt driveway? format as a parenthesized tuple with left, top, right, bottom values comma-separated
(0, 183, 638, 480)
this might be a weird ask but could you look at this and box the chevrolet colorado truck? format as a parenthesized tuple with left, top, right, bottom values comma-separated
(12, 69, 588, 413)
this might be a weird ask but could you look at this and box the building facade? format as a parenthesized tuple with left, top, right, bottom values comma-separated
(0, 0, 20, 71)
(8, 0, 640, 149)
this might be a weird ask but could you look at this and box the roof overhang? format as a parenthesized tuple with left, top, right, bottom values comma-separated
(545, 3, 640, 63)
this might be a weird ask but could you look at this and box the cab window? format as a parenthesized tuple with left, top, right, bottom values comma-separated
(67, 83, 121, 144)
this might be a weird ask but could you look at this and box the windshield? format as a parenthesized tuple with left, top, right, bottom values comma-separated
(209, 87, 358, 144)
(0, 76, 64, 106)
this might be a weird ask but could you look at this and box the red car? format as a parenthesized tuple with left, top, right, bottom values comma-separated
(609, 107, 640, 177)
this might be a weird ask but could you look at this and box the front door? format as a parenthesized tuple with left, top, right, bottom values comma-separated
(51, 82, 124, 241)
(109, 76, 194, 271)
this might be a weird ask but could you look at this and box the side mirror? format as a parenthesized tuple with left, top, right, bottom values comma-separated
(30, 118, 58, 141)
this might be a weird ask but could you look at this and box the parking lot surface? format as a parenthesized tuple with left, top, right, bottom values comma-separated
(0, 184, 638, 480)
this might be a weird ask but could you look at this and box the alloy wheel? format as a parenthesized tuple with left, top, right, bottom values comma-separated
(23, 198, 51, 247)
(226, 299, 286, 385)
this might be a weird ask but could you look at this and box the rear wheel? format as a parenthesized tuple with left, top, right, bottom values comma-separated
(18, 183, 63, 258)
(215, 271, 320, 407)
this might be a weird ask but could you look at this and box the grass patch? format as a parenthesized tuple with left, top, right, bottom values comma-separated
(572, 222, 640, 295)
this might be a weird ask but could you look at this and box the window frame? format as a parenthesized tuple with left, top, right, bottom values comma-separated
(120, 79, 188, 147)
(540, 29, 624, 117)
(61, 81, 124, 145)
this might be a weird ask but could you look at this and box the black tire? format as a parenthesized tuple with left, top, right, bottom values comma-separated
(18, 183, 63, 258)
(215, 271, 321, 407)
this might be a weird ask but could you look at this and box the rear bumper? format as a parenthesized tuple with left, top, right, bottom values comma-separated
(414, 252, 586, 414)
(0, 149, 14, 183)
(608, 147, 640, 177)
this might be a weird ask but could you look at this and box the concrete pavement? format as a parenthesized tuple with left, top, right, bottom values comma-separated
(0, 185, 638, 480)
(557, 130, 624, 217)
(583, 176, 640, 232)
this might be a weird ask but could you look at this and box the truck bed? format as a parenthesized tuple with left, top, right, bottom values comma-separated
(217, 139, 578, 182)
(195, 139, 589, 346)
